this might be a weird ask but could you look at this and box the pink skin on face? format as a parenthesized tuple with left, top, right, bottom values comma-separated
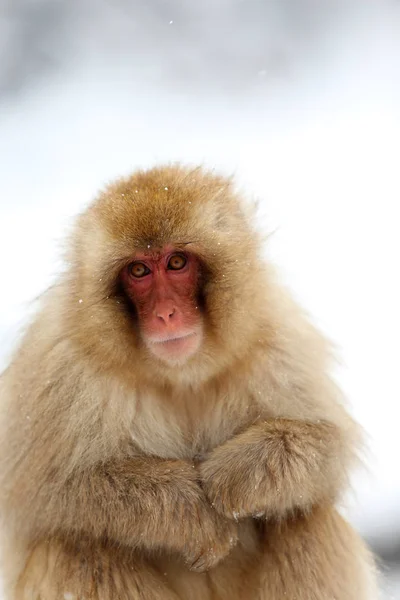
(121, 247, 203, 363)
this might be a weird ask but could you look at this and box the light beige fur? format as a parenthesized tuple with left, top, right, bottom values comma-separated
(0, 165, 377, 599)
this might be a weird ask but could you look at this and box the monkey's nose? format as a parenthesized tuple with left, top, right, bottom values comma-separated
(155, 306, 176, 324)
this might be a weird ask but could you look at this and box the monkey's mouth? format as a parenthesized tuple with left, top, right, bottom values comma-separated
(153, 333, 197, 345)
(147, 332, 200, 363)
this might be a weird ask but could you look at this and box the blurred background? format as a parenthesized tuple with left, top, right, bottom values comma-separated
(0, 0, 399, 596)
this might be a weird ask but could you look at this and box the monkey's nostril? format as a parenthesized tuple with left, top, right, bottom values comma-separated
(156, 307, 175, 323)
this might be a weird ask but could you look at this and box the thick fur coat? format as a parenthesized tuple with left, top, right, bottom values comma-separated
(0, 165, 377, 599)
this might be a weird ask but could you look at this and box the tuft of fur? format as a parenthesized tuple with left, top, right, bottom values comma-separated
(0, 164, 377, 599)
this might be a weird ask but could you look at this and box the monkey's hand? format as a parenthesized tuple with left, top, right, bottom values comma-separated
(199, 419, 351, 520)
(183, 500, 239, 573)
(156, 461, 239, 572)
(55, 457, 237, 573)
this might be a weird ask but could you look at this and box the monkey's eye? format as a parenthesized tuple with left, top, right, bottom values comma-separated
(129, 262, 151, 278)
(167, 254, 187, 270)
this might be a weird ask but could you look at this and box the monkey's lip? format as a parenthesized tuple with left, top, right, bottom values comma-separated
(151, 332, 197, 345)
(147, 331, 200, 362)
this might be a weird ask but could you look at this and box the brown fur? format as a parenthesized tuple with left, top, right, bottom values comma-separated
(0, 165, 377, 599)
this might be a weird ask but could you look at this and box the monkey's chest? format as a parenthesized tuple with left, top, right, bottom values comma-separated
(129, 395, 249, 459)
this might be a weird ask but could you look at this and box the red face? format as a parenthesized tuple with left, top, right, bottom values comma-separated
(121, 247, 203, 364)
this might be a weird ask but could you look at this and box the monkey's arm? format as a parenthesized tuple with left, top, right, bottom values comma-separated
(30, 456, 237, 571)
(199, 418, 354, 520)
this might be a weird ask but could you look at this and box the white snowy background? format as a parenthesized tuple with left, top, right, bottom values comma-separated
(0, 0, 399, 597)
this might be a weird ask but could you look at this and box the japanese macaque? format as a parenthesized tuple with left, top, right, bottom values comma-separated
(0, 165, 377, 600)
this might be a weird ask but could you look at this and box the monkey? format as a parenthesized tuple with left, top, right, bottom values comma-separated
(0, 164, 378, 600)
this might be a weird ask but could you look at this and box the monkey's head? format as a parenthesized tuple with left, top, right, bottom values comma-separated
(66, 165, 270, 384)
